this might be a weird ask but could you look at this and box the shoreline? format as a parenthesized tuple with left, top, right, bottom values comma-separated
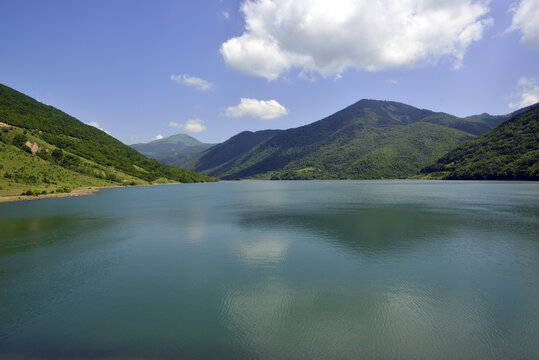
(0, 182, 186, 204)
(0, 187, 100, 203)
(2, 178, 533, 204)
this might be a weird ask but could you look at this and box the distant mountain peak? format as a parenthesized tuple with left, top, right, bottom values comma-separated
(134, 133, 203, 147)
(130, 133, 215, 164)
(354, 98, 411, 106)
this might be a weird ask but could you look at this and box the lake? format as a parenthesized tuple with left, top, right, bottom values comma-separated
(1, 180, 538, 359)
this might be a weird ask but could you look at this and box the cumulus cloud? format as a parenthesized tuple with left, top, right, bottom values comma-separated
(169, 119, 207, 133)
(509, 76, 539, 109)
(153, 134, 164, 140)
(170, 74, 214, 90)
(88, 121, 110, 134)
(220, 0, 492, 80)
(507, 0, 539, 47)
(224, 98, 288, 119)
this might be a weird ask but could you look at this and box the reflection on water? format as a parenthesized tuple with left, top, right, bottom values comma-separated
(0, 214, 120, 256)
(230, 235, 288, 266)
(236, 206, 456, 255)
(0, 181, 538, 359)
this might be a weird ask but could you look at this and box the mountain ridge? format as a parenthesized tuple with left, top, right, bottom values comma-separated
(177, 99, 522, 180)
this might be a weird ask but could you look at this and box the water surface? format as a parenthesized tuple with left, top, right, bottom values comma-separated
(1, 181, 538, 359)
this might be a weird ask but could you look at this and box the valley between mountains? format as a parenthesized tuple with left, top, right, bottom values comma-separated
(1, 81, 537, 202)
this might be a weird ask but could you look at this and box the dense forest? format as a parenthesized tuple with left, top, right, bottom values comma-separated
(421, 105, 538, 180)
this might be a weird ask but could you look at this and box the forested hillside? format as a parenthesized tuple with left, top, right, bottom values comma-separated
(421, 105, 538, 180)
(0, 83, 216, 197)
(179, 99, 518, 180)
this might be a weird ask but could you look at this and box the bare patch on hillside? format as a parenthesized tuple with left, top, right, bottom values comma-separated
(25, 141, 39, 153)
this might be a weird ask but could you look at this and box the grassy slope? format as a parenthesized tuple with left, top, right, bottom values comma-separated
(420, 105, 539, 180)
(0, 139, 109, 196)
(0, 127, 147, 196)
(0, 84, 215, 196)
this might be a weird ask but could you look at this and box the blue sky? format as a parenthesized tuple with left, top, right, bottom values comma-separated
(1, 0, 538, 144)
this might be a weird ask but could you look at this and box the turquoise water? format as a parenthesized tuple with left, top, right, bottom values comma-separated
(1, 180, 538, 359)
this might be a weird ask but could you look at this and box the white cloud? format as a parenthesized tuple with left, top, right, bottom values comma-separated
(221, 10, 230, 19)
(153, 134, 164, 140)
(507, 0, 539, 47)
(509, 76, 539, 109)
(170, 74, 214, 91)
(224, 98, 288, 120)
(88, 121, 110, 134)
(220, 0, 492, 80)
(169, 119, 207, 133)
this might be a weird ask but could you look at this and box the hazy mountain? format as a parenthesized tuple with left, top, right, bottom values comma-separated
(179, 99, 523, 180)
(0, 83, 216, 197)
(130, 133, 215, 164)
(421, 104, 538, 180)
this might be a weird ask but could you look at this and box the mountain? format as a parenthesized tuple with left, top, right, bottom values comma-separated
(179, 100, 520, 180)
(0, 83, 216, 197)
(130, 134, 215, 164)
(175, 129, 281, 171)
(421, 104, 539, 180)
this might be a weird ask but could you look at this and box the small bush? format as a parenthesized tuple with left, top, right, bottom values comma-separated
(12, 134, 26, 148)
(51, 148, 63, 162)
(55, 186, 72, 193)
(37, 150, 49, 160)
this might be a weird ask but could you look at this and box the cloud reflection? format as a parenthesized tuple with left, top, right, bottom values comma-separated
(231, 235, 288, 266)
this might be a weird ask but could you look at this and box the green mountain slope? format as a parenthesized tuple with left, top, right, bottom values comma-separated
(0, 83, 216, 197)
(176, 129, 281, 172)
(421, 105, 539, 180)
(180, 99, 514, 180)
(130, 133, 215, 164)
